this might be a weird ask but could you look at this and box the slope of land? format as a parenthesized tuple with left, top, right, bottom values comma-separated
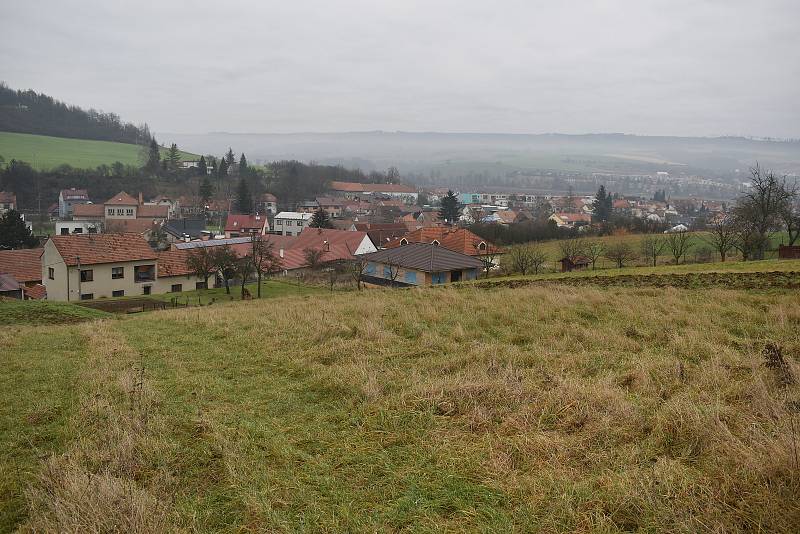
(0, 131, 198, 170)
(2, 282, 799, 531)
(0, 300, 110, 325)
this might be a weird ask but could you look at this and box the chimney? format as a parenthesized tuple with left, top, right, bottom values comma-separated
(279, 249, 284, 258)
(138, 192, 143, 205)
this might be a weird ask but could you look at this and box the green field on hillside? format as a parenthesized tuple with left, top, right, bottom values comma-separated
(2, 275, 799, 531)
(0, 131, 198, 170)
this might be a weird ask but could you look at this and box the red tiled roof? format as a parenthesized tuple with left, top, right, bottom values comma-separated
(72, 204, 104, 218)
(49, 233, 157, 266)
(260, 193, 277, 202)
(291, 227, 371, 255)
(60, 188, 89, 200)
(494, 210, 517, 224)
(105, 191, 139, 205)
(225, 214, 268, 233)
(613, 199, 631, 209)
(330, 181, 416, 193)
(103, 218, 161, 235)
(0, 248, 43, 283)
(137, 205, 169, 218)
(0, 191, 17, 204)
(385, 227, 501, 256)
(157, 249, 194, 277)
(24, 283, 47, 300)
(555, 212, 591, 223)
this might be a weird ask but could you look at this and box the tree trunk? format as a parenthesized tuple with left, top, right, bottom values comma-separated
(257, 272, 262, 298)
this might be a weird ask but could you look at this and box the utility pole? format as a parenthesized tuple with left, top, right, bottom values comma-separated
(76, 255, 81, 301)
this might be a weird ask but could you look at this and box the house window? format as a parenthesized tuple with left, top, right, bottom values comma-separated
(73, 228, 83, 234)
(478, 242, 487, 251)
(48, 267, 54, 280)
(400, 238, 408, 246)
(286, 220, 292, 226)
(276, 219, 282, 225)
(80, 269, 93, 282)
(60, 227, 69, 235)
(171, 284, 183, 292)
(195, 281, 207, 290)
(466, 268, 478, 281)
(143, 285, 151, 295)
(80, 293, 93, 300)
(112, 290, 124, 297)
(112, 267, 124, 279)
(404, 271, 417, 284)
(116, 208, 124, 216)
(431, 240, 440, 246)
(107, 208, 114, 216)
(134, 265, 155, 282)
(88, 226, 97, 234)
(383, 265, 393, 278)
(365, 262, 376, 275)
(126, 208, 134, 216)
(432, 272, 447, 284)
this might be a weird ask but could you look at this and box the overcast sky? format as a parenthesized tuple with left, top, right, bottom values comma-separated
(1, 0, 798, 138)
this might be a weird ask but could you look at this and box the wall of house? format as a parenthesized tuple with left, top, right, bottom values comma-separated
(151, 273, 206, 294)
(365, 261, 478, 286)
(55, 221, 102, 235)
(105, 204, 137, 219)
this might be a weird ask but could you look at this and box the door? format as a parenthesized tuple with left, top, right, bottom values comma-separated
(450, 270, 462, 282)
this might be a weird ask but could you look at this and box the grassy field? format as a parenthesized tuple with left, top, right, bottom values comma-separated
(0, 131, 198, 170)
(2, 282, 800, 531)
(0, 299, 110, 326)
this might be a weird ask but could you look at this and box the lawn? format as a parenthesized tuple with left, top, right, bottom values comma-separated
(0, 299, 110, 326)
(2, 284, 799, 531)
(0, 131, 198, 170)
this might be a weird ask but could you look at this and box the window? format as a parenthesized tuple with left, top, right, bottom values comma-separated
(134, 265, 155, 282)
(276, 219, 283, 225)
(80, 293, 93, 300)
(171, 284, 183, 292)
(478, 242, 487, 251)
(365, 262, 376, 275)
(48, 267, 54, 280)
(88, 226, 97, 234)
(431, 240, 440, 246)
(466, 268, 478, 281)
(126, 208, 134, 216)
(286, 220, 293, 226)
(404, 271, 417, 284)
(60, 227, 69, 235)
(432, 272, 447, 284)
(107, 208, 114, 216)
(112, 290, 124, 297)
(73, 227, 83, 234)
(143, 285, 151, 295)
(383, 265, 393, 278)
(116, 208, 124, 216)
(112, 267, 124, 279)
(400, 238, 408, 246)
(80, 269, 93, 282)
(195, 281, 207, 290)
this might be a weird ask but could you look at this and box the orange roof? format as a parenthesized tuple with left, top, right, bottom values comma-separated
(138, 205, 169, 218)
(103, 218, 160, 234)
(0, 248, 43, 283)
(329, 181, 416, 193)
(291, 227, 371, 254)
(50, 233, 157, 266)
(0, 191, 17, 204)
(105, 191, 139, 205)
(24, 283, 47, 299)
(494, 210, 517, 223)
(386, 227, 500, 256)
(157, 249, 194, 277)
(225, 214, 268, 233)
(72, 204, 104, 217)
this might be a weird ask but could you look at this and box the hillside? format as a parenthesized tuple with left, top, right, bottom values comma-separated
(0, 131, 198, 170)
(2, 282, 799, 531)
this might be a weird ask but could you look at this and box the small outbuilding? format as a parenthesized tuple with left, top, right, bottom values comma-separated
(559, 255, 591, 272)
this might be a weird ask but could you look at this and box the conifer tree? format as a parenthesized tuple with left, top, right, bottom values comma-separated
(309, 207, 333, 228)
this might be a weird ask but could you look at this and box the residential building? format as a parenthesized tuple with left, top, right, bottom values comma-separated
(360, 243, 483, 287)
(349, 222, 409, 248)
(41, 233, 203, 301)
(224, 214, 270, 238)
(315, 197, 344, 218)
(549, 212, 592, 228)
(163, 219, 208, 243)
(0, 248, 44, 288)
(255, 193, 278, 215)
(0, 191, 17, 215)
(385, 227, 501, 259)
(58, 188, 90, 218)
(329, 181, 418, 203)
(71, 191, 169, 235)
(295, 200, 320, 213)
(273, 212, 312, 236)
(0, 274, 23, 299)
(55, 220, 102, 235)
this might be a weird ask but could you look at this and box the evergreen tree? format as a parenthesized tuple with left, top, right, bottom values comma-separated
(309, 207, 333, 228)
(166, 143, 181, 172)
(197, 155, 208, 176)
(144, 138, 160, 173)
(218, 156, 229, 179)
(593, 185, 613, 222)
(199, 175, 214, 203)
(235, 177, 253, 214)
(225, 148, 235, 166)
(0, 209, 38, 249)
(239, 153, 248, 176)
(438, 190, 462, 225)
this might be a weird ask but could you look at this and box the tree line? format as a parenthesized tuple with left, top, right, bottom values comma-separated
(0, 83, 151, 144)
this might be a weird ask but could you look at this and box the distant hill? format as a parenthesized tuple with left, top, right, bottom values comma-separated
(0, 131, 197, 171)
(0, 83, 150, 144)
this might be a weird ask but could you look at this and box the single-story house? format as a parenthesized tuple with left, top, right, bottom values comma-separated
(224, 214, 270, 238)
(360, 243, 483, 287)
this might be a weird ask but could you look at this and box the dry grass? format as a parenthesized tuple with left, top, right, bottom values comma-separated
(3, 286, 800, 532)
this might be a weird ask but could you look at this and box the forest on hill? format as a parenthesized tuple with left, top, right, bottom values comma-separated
(0, 83, 151, 144)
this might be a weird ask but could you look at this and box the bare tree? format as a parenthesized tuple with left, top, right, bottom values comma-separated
(385, 256, 401, 282)
(235, 255, 254, 298)
(665, 230, 693, 264)
(304, 247, 325, 269)
(604, 241, 637, 268)
(781, 193, 800, 245)
(640, 235, 668, 267)
(558, 238, 586, 263)
(705, 218, 737, 262)
(507, 245, 534, 275)
(474, 243, 499, 278)
(186, 247, 216, 288)
(529, 246, 548, 274)
(250, 233, 282, 298)
(349, 256, 368, 290)
(732, 164, 794, 259)
(211, 245, 238, 295)
(583, 241, 604, 269)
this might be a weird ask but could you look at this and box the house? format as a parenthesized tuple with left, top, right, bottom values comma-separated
(292, 227, 376, 256)
(295, 200, 320, 214)
(329, 181, 418, 203)
(0, 191, 17, 215)
(41, 233, 203, 301)
(163, 219, 208, 242)
(256, 193, 278, 215)
(349, 222, 408, 248)
(0, 248, 44, 288)
(0, 273, 23, 299)
(385, 227, 501, 259)
(145, 195, 179, 219)
(58, 188, 90, 218)
(273, 212, 312, 236)
(360, 243, 483, 287)
(71, 191, 169, 235)
(316, 197, 344, 218)
(55, 220, 102, 235)
(559, 256, 591, 272)
(224, 214, 270, 238)
(549, 212, 592, 228)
